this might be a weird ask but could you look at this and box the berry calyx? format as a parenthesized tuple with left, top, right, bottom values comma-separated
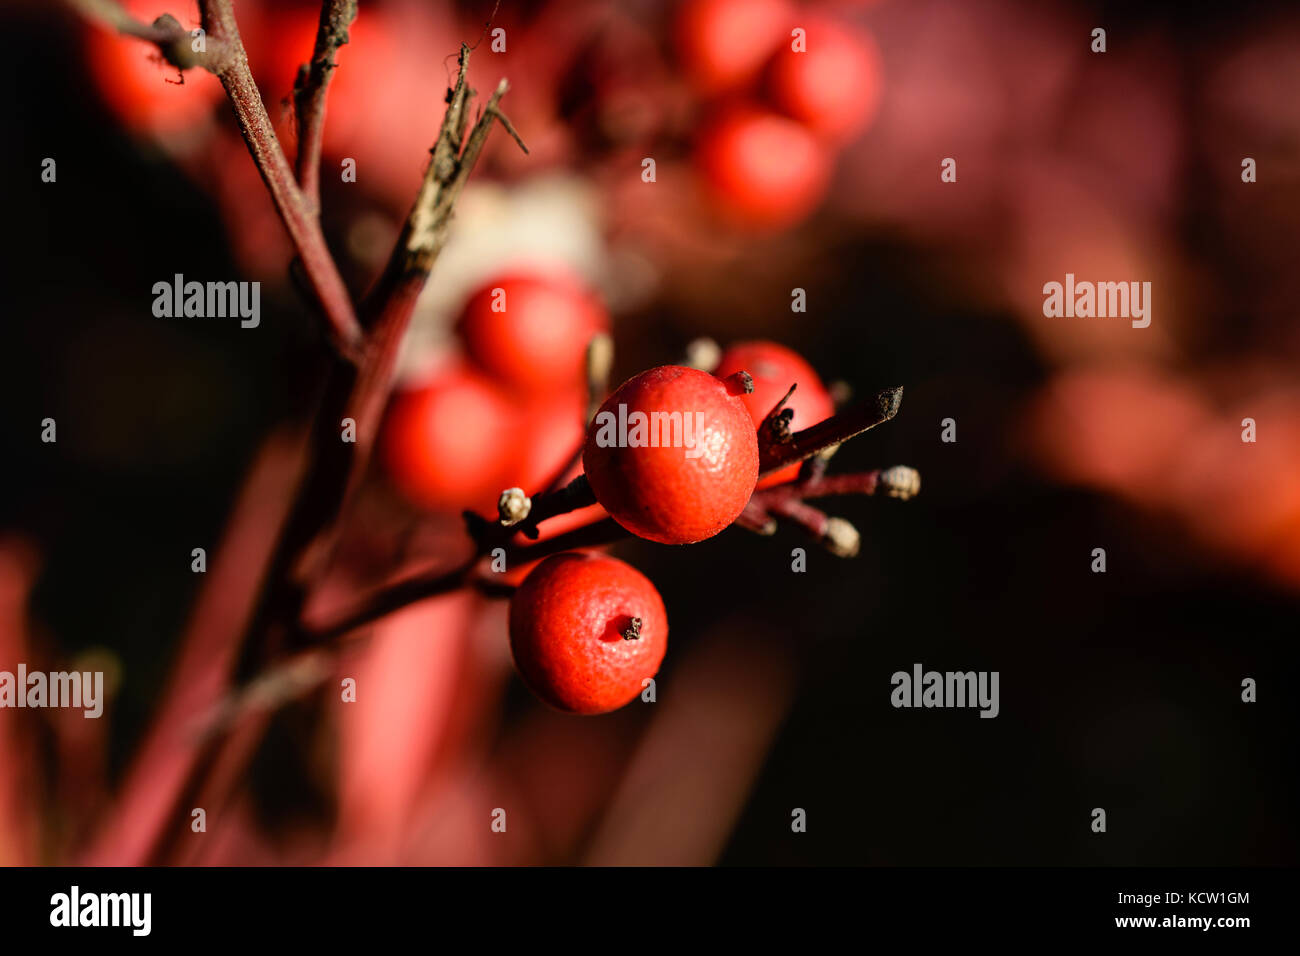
(583, 365, 759, 544)
(761, 17, 882, 142)
(695, 104, 832, 229)
(456, 272, 609, 394)
(508, 552, 667, 715)
(715, 341, 835, 486)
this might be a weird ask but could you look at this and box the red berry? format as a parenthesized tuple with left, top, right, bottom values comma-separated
(503, 391, 588, 493)
(583, 366, 758, 544)
(509, 552, 667, 715)
(380, 367, 517, 515)
(715, 341, 835, 487)
(674, 0, 795, 94)
(457, 272, 609, 394)
(762, 18, 882, 142)
(695, 105, 832, 229)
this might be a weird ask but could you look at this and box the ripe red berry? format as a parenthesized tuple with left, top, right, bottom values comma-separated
(715, 341, 835, 486)
(583, 366, 759, 544)
(509, 552, 667, 715)
(695, 105, 832, 229)
(674, 0, 795, 94)
(761, 17, 882, 142)
(380, 367, 517, 515)
(456, 272, 609, 394)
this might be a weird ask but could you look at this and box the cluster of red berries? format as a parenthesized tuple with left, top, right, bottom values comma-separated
(507, 342, 836, 714)
(677, 0, 883, 228)
(380, 270, 608, 520)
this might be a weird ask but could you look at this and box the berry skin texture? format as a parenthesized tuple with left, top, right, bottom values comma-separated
(583, 366, 759, 545)
(457, 273, 610, 394)
(509, 552, 667, 715)
(380, 367, 517, 515)
(715, 341, 835, 486)
(762, 18, 882, 142)
(674, 0, 795, 94)
(695, 105, 832, 229)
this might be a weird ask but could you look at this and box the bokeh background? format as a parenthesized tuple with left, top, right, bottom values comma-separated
(2, 0, 1297, 865)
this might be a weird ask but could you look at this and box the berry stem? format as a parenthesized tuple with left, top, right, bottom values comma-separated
(304, 516, 626, 644)
(741, 465, 919, 556)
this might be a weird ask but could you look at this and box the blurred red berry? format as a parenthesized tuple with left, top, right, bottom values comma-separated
(584, 366, 758, 544)
(457, 272, 609, 394)
(509, 552, 667, 715)
(715, 341, 835, 486)
(503, 391, 588, 493)
(497, 397, 609, 585)
(695, 105, 832, 229)
(380, 367, 517, 515)
(85, 0, 224, 136)
(674, 0, 795, 94)
(762, 17, 882, 142)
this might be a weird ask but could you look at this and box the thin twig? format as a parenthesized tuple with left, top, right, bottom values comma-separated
(69, 0, 224, 66)
(367, 45, 526, 299)
(759, 385, 904, 474)
(293, 0, 358, 212)
(70, 0, 366, 361)
(200, 0, 364, 361)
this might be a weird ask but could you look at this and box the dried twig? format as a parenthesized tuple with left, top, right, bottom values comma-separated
(283, 44, 528, 599)
(759, 385, 904, 474)
(292, 0, 358, 212)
